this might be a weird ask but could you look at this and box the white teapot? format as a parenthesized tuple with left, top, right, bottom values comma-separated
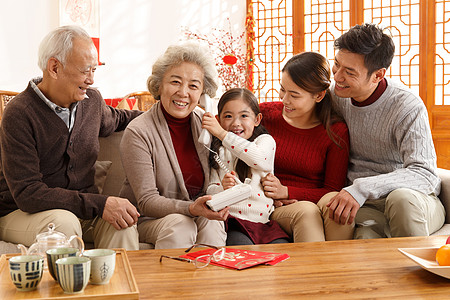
(18, 223, 84, 259)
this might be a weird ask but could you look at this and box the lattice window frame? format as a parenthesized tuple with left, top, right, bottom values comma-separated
(248, 0, 450, 107)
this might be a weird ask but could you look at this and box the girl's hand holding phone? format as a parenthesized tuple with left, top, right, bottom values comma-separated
(202, 112, 227, 140)
(221, 171, 237, 190)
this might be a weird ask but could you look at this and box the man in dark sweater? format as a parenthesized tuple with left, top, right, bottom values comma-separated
(0, 26, 142, 250)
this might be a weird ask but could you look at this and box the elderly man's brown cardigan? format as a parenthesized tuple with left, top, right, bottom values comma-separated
(0, 82, 141, 219)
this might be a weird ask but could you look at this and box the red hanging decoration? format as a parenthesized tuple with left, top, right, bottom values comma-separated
(183, 18, 250, 92)
(245, 3, 255, 91)
(223, 54, 238, 65)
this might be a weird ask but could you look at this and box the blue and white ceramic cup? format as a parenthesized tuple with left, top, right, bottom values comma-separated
(55, 256, 91, 294)
(46, 247, 79, 281)
(83, 249, 116, 284)
(9, 255, 44, 291)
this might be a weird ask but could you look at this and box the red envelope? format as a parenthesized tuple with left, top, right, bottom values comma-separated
(181, 248, 289, 270)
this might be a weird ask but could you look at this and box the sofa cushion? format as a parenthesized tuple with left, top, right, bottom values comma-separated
(97, 131, 125, 197)
(0, 240, 20, 254)
(431, 224, 450, 236)
(438, 168, 450, 223)
(94, 160, 112, 194)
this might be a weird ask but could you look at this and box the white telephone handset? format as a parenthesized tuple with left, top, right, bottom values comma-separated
(198, 94, 213, 145)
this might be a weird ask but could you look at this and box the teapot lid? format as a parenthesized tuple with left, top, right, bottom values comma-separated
(35, 223, 67, 242)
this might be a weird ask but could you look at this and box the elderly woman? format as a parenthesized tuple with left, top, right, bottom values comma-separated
(119, 42, 229, 249)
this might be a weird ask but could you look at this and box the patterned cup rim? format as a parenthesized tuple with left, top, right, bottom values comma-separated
(10, 255, 43, 263)
(83, 249, 116, 257)
(56, 256, 90, 265)
(46, 247, 79, 255)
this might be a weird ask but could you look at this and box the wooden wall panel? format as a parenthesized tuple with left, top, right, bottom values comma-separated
(434, 139, 450, 169)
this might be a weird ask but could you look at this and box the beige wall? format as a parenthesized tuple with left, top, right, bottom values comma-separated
(0, 0, 246, 99)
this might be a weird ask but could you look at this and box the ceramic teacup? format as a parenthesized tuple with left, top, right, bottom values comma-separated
(55, 256, 91, 294)
(9, 255, 44, 291)
(83, 249, 116, 284)
(46, 247, 79, 281)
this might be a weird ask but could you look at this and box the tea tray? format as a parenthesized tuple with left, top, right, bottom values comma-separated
(0, 248, 139, 299)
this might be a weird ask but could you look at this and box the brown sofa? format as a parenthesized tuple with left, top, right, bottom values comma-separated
(1, 131, 450, 254)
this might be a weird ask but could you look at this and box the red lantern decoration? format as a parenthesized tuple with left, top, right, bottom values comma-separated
(223, 54, 238, 65)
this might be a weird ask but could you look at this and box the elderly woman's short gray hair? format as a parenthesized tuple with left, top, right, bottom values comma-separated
(38, 25, 93, 71)
(147, 41, 219, 99)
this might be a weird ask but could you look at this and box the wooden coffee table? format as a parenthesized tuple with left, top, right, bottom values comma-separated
(126, 235, 450, 299)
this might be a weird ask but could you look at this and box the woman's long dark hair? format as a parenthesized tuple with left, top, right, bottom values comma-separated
(282, 51, 344, 147)
(210, 88, 268, 182)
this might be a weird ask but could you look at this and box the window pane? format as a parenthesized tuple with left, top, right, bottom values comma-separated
(304, 0, 350, 75)
(251, 0, 293, 102)
(364, 0, 421, 97)
(304, 0, 350, 56)
(435, 0, 450, 105)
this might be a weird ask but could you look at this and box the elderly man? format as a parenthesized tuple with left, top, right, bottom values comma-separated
(0, 26, 141, 250)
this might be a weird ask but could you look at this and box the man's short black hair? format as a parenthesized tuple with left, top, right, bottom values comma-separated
(334, 23, 395, 76)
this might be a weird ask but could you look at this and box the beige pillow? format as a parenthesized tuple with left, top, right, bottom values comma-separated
(94, 160, 112, 194)
(116, 97, 139, 110)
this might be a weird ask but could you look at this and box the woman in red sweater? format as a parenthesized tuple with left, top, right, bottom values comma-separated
(260, 52, 354, 242)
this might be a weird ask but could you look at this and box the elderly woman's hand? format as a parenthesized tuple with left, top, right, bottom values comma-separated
(202, 112, 227, 140)
(189, 195, 230, 221)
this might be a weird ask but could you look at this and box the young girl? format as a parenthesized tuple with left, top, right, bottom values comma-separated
(202, 88, 289, 245)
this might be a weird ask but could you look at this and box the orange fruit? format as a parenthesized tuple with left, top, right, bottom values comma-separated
(436, 245, 450, 266)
